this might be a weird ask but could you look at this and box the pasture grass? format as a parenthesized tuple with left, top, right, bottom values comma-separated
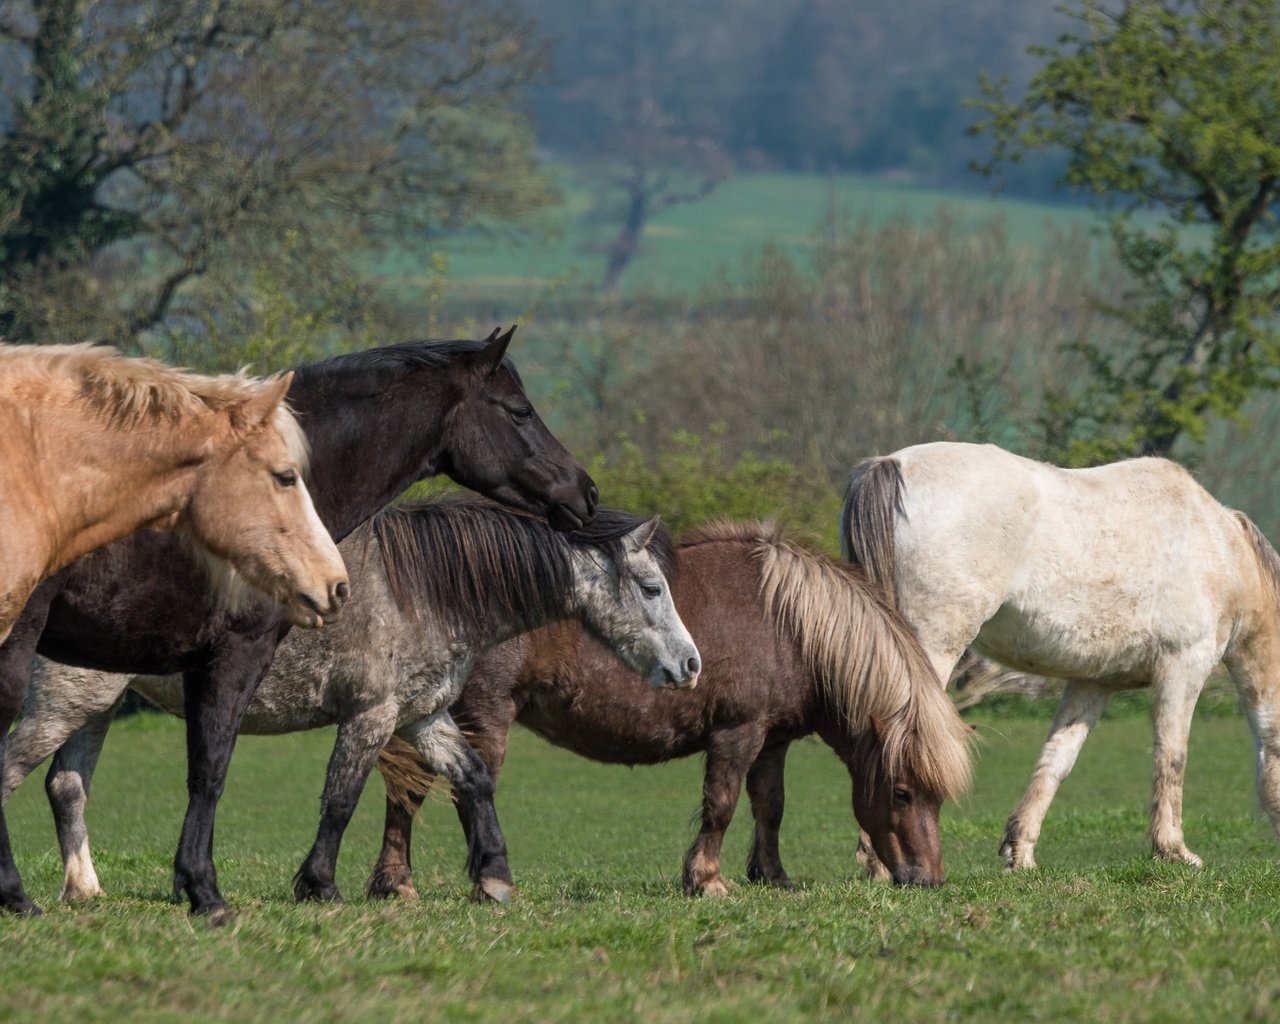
(3, 706, 1278, 1023)
(378, 170, 1098, 307)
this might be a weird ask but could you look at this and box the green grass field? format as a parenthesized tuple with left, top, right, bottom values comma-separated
(376, 171, 1098, 309)
(3, 705, 1278, 1022)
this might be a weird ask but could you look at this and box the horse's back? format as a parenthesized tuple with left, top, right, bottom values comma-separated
(888, 442, 1249, 680)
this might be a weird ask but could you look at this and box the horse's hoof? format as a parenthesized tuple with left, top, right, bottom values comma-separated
(770, 877, 798, 892)
(59, 883, 102, 903)
(3, 897, 42, 916)
(697, 877, 731, 898)
(191, 901, 236, 926)
(296, 886, 342, 903)
(1155, 847, 1203, 869)
(205, 906, 237, 928)
(473, 878, 514, 905)
(367, 879, 419, 901)
(1000, 843, 1037, 872)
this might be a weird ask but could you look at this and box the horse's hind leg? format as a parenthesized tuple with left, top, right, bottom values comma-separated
(1001, 681, 1110, 870)
(1148, 654, 1213, 866)
(400, 712, 514, 904)
(294, 701, 399, 902)
(4, 664, 128, 806)
(46, 702, 123, 901)
(684, 723, 767, 897)
(745, 741, 795, 890)
(366, 749, 431, 901)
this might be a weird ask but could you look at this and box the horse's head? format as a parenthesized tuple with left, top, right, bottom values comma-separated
(439, 326, 598, 531)
(571, 513, 700, 689)
(844, 718, 952, 887)
(184, 372, 348, 628)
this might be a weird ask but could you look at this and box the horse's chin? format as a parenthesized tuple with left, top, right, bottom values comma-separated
(284, 606, 323, 629)
(280, 595, 332, 629)
(645, 665, 699, 690)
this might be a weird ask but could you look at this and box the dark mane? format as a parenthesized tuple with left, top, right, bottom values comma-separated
(368, 497, 673, 640)
(294, 338, 523, 386)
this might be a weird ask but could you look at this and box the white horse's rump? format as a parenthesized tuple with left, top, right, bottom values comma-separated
(842, 441, 1280, 870)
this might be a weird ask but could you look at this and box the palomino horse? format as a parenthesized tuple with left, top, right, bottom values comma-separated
(10, 498, 699, 905)
(0, 343, 347, 642)
(0, 343, 348, 916)
(842, 440, 1280, 871)
(362, 520, 972, 895)
(0, 327, 597, 918)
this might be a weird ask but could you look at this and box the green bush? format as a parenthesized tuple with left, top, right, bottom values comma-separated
(585, 428, 843, 550)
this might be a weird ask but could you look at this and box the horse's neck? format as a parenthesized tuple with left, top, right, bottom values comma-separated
(470, 588, 574, 653)
(20, 399, 212, 572)
(290, 368, 450, 542)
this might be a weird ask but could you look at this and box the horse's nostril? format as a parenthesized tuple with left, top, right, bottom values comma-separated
(586, 483, 599, 511)
(685, 656, 700, 677)
(334, 581, 350, 607)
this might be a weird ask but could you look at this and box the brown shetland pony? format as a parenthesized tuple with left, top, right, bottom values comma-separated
(369, 521, 974, 896)
(0, 342, 348, 644)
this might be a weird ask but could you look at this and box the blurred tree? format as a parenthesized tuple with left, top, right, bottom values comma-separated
(581, 102, 731, 293)
(559, 3, 733, 293)
(0, 0, 552, 347)
(973, 0, 1280, 462)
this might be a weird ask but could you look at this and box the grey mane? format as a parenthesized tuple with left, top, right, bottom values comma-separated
(368, 497, 674, 642)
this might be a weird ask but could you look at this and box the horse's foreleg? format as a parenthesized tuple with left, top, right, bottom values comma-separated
(745, 741, 795, 890)
(1001, 681, 1110, 870)
(47, 701, 122, 901)
(401, 712, 513, 905)
(1149, 656, 1211, 867)
(684, 723, 767, 897)
(294, 702, 399, 902)
(174, 643, 276, 921)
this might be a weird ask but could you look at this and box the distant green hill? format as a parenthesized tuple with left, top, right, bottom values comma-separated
(374, 171, 1098, 310)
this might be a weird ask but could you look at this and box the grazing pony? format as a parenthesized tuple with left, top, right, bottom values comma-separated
(0, 343, 348, 916)
(360, 520, 971, 895)
(11, 498, 699, 905)
(0, 327, 596, 918)
(842, 440, 1280, 870)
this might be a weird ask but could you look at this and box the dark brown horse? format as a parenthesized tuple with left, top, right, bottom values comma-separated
(368, 521, 974, 897)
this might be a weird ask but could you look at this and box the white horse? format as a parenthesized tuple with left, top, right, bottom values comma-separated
(841, 440, 1280, 870)
(6, 497, 700, 904)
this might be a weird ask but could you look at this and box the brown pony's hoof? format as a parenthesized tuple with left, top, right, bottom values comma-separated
(365, 868, 419, 901)
(692, 877, 731, 898)
(473, 877, 514, 904)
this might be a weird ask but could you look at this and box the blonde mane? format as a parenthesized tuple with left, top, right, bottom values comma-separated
(691, 520, 972, 800)
(0, 343, 309, 467)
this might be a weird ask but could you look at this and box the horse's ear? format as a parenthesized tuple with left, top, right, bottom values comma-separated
(469, 324, 516, 380)
(238, 371, 293, 429)
(624, 516, 661, 554)
(869, 715, 889, 743)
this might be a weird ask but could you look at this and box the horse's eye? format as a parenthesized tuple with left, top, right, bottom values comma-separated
(893, 788, 912, 806)
(273, 468, 298, 487)
(640, 582, 663, 599)
(511, 406, 533, 422)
